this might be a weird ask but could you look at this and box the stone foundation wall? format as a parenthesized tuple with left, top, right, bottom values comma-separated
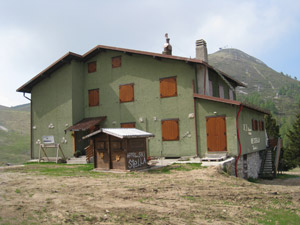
(223, 151, 263, 179)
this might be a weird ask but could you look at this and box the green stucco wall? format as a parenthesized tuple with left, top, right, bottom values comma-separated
(83, 51, 197, 157)
(30, 48, 266, 159)
(238, 108, 266, 154)
(196, 99, 238, 157)
(196, 98, 267, 157)
(31, 64, 74, 158)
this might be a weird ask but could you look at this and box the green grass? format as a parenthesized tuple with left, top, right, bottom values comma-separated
(254, 207, 300, 225)
(276, 174, 300, 179)
(20, 163, 96, 177)
(0, 130, 30, 166)
(147, 163, 203, 174)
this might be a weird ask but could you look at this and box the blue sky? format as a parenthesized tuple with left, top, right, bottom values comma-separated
(0, 0, 300, 106)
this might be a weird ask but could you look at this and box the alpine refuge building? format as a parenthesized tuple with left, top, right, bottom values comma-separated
(17, 36, 269, 178)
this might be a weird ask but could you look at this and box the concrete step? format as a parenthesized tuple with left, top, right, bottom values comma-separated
(201, 153, 227, 162)
(67, 156, 87, 164)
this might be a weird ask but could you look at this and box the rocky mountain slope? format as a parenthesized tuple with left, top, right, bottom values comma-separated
(208, 49, 300, 117)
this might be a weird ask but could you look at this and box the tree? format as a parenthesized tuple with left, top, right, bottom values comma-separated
(265, 114, 279, 139)
(284, 113, 300, 169)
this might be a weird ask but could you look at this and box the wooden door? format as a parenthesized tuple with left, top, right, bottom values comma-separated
(206, 116, 227, 152)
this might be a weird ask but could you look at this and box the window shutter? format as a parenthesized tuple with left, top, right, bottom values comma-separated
(219, 85, 224, 99)
(121, 122, 136, 128)
(161, 119, 179, 141)
(88, 61, 96, 73)
(119, 83, 134, 103)
(88, 89, 99, 107)
(160, 77, 177, 98)
(112, 56, 121, 68)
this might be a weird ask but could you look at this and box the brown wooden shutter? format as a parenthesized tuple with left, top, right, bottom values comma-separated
(119, 83, 134, 103)
(161, 119, 179, 141)
(112, 56, 121, 68)
(160, 77, 177, 98)
(121, 122, 136, 128)
(88, 61, 96, 73)
(88, 89, 99, 107)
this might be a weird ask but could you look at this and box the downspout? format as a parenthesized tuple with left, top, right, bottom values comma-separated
(23, 93, 33, 159)
(235, 104, 243, 177)
(192, 80, 199, 157)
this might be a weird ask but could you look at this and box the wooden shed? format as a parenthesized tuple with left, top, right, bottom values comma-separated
(83, 128, 154, 171)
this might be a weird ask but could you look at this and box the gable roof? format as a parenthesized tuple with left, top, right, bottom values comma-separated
(17, 44, 245, 93)
(82, 128, 155, 139)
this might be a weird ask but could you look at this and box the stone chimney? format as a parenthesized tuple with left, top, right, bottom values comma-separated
(162, 33, 172, 55)
(195, 39, 208, 62)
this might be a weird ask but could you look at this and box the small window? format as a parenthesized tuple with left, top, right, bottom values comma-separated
(121, 122, 136, 128)
(259, 121, 265, 131)
(219, 85, 224, 98)
(209, 80, 213, 96)
(160, 76, 177, 98)
(161, 119, 179, 141)
(252, 119, 258, 131)
(112, 56, 121, 68)
(119, 83, 134, 103)
(88, 61, 96, 73)
(88, 89, 99, 107)
(229, 89, 234, 100)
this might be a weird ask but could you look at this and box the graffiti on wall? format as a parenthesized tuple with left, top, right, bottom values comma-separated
(127, 151, 146, 169)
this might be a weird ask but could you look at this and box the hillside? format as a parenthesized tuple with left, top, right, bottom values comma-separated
(0, 104, 30, 166)
(208, 49, 300, 117)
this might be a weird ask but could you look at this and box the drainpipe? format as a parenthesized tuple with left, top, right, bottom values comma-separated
(235, 105, 243, 177)
(23, 93, 33, 159)
(192, 80, 199, 157)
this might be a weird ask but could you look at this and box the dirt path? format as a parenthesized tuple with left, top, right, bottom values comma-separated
(0, 166, 299, 224)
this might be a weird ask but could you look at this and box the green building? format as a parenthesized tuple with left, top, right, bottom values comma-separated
(17, 37, 269, 178)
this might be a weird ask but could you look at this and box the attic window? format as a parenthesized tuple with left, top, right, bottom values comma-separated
(112, 56, 121, 68)
(88, 89, 99, 107)
(229, 89, 234, 100)
(121, 122, 136, 128)
(219, 85, 224, 99)
(160, 76, 177, 98)
(161, 119, 179, 141)
(88, 61, 96, 73)
(119, 83, 134, 103)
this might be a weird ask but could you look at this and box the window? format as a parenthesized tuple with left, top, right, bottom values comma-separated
(161, 119, 179, 141)
(209, 80, 213, 96)
(229, 89, 234, 100)
(88, 61, 96, 73)
(88, 89, 99, 107)
(219, 85, 224, 99)
(252, 119, 258, 131)
(119, 83, 134, 103)
(112, 56, 121, 68)
(160, 76, 177, 98)
(259, 121, 265, 131)
(121, 122, 136, 128)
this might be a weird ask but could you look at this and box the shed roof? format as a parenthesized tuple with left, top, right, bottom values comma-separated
(82, 128, 155, 140)
(65, 117, 106, 131)
(193, 93, 270, 115)
(17, 44, 245, 93)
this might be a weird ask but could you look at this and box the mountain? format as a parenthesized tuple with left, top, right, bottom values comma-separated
(0, 104, 30, 166)
(208, 49, 300, 117)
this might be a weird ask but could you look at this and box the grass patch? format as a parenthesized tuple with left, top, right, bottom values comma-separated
(15, 189, 21, 194)
(247, 177, 259, 183)
(148, 163, 202, 174)
(276, 174, 300, 179)
(254, 207, 300, 225)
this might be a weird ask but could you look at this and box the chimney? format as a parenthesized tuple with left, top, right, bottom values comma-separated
(162, 33, 172, 55)
(195, 39, 208, 62)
